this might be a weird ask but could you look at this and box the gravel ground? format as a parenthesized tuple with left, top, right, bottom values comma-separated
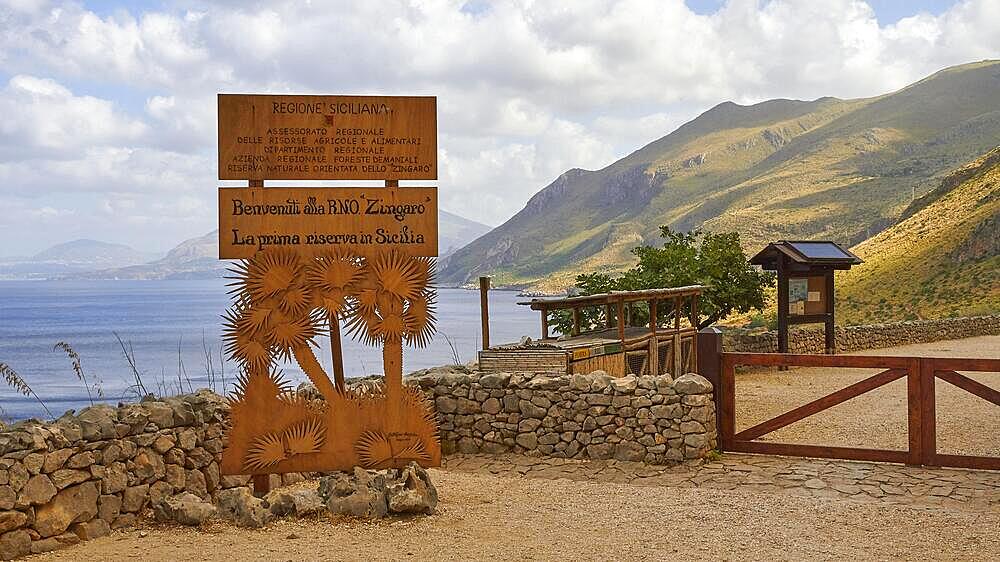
(26, 468, 1000, 562)
(734, 335, 1000, 456)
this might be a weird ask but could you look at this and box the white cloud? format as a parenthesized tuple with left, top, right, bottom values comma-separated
(0, 0, 998, 255)
(0, 75, 147, 159)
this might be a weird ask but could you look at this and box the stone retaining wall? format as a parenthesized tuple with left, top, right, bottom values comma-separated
(407, 369, 718, 464)
(723, 315, 1000, 354)
(0, 390, 258, 559)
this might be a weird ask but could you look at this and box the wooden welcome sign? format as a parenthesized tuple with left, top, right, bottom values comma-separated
(218, 94, 437, 181)
(217, 94, 441, 479)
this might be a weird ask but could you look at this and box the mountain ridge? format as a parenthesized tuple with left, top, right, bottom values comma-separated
(441, 60, 1000, 293)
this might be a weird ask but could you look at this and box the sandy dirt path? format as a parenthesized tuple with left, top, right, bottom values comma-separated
(26, 466, 1000, 562)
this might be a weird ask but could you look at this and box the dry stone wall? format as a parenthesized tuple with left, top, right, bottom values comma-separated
(0, 390, 261, 560)
(406, 369, 718, 464)
(724, 315, 1000, 354)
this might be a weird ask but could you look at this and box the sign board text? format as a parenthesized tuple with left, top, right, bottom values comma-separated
(218, 94, 437, 180)
(219, 187, 438, 258)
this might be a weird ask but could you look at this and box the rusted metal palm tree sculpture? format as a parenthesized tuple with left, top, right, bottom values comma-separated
(345, 250, 437, 413)
(220, 247, 438, 474)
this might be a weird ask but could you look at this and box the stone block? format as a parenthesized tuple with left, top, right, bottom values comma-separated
(33, 482, 98, 538)
(122, 484, 149, 513)
(586, 443, 614, 460)
(97, 494, 121, 523)
(0, 511, 27, 534)
(0, 529, 31, 560)
(18, 475, 56, 507)
(673, 373, 713, 395)
(49, 469, 89, 490)
(70, 518, 110, 541)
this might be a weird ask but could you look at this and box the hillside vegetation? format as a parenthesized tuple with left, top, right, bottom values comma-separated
(441, 60, 1000, 295)
(837, 146, 1000, 323)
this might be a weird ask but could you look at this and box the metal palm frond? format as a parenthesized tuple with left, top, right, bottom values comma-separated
(403, 290, 437, 348)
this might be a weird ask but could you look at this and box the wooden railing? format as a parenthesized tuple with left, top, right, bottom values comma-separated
(699, 344, 999, 470)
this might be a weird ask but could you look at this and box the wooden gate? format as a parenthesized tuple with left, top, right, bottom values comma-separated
(714, 352, 1000, 470)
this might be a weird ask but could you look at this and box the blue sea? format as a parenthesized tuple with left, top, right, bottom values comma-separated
(0, 281, 540, 421)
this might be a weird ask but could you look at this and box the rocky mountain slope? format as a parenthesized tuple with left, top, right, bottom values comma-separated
(837, 146, 1000, 323)
(439, 210, 491, 257)
(441, 60, 1000, 291)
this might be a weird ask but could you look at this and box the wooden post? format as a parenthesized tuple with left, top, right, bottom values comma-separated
(329, 316, 345, 391)
(649, 300, 659, 375)
(673, 333, 683, 376)
(572, 307, 581, 336)
(479, 276, 490, 350)
(616, 298, 625, 342)
(690, 293, 700, 369)
(252, 474, 270, 497)
(540, 309, 549, 340)
(697, 326, 724, 437)
(777, 256, 789, 354)
(248, 180, 270, 488)
(906, 357, 922, 466)
(824, 270, 836, 354)
(719, 353, 736, 451)
(919, 358, 937, 466)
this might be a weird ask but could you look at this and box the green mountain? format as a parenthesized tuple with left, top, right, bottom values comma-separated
(837, 146, 1000, 323)
(441, 60, 1000, 292)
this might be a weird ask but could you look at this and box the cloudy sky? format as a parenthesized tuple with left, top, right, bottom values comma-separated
(1, 0, 998, 257)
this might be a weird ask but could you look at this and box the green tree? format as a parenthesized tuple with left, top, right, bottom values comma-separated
(553, 227, 774, 332)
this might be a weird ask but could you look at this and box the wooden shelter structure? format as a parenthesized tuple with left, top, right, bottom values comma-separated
(479, 286, 703, 377)
(749, 241, 862, 354)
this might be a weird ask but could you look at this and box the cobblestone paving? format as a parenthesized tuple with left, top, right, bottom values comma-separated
(443, 452, 1000, 511)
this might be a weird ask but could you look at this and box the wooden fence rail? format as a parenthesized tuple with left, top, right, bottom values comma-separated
(706, 349, 1000, 470)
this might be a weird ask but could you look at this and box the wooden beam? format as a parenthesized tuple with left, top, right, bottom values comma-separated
(722, 352, 912, 369)
(734, 368, 906, 442)
(929, 357, 1000, 372)
(479, 276, 490, 350)
(929, 453, 1000, 471)
(935, 370, 1000, 406)
(727, 441, 910, 465)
